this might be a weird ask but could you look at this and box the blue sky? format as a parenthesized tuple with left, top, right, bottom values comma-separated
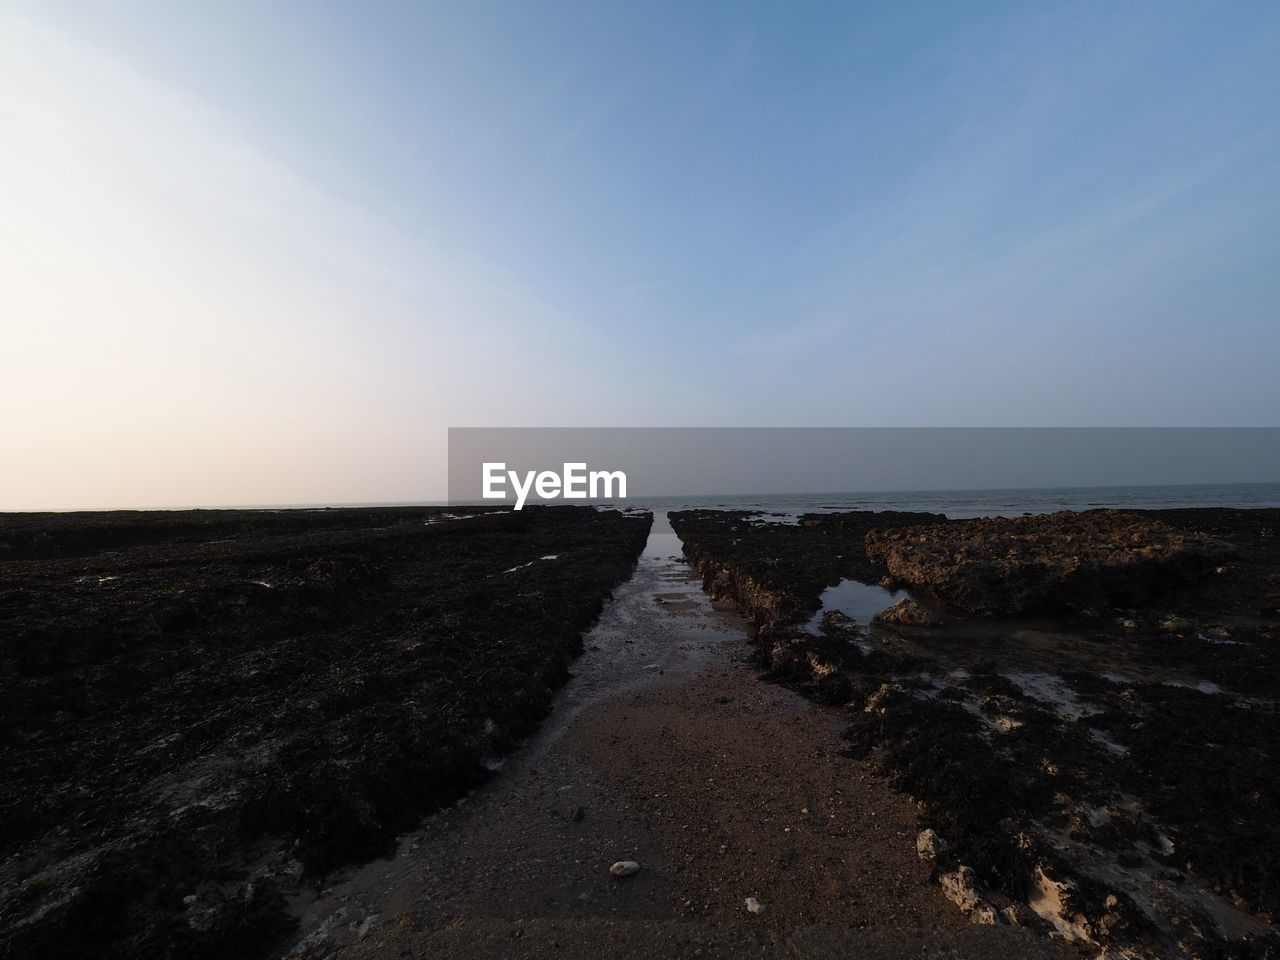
(2, 1, 1278, 506)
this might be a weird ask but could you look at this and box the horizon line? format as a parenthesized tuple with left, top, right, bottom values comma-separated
(5, 479, 1280, 514)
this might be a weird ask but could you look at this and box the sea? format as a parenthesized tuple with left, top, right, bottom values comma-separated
(211, 482, 1280, 526)
(606, 482, 1280, 537)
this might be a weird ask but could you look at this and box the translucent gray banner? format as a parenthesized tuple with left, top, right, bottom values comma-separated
(446, 428, 1280, 509)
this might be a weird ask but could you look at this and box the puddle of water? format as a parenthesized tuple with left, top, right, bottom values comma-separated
(1088, 728, 1130, 756)
(642, 531, 684, 561)
(1003, 672, 1099, 721)
(492, 512, 736, 749)
(878, 618, 1229, 694)
(1037, 820, 1273, 945)
(1200, 632, 1247, 646)
(807, 578, 909, 628)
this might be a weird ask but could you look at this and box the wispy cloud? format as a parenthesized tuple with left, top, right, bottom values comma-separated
(0, 12, 718, 507)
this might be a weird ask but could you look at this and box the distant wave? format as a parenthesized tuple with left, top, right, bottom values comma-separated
(631, 482, 1280, 520)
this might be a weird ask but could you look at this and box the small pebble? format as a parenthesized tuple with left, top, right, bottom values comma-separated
(609, 860, 640, 877)
(745, 896, 765, 915)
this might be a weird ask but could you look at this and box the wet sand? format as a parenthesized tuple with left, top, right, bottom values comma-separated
(286, 528, 1064, 958)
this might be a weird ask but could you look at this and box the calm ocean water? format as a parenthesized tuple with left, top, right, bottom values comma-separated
(250, 482, 1280, 527)
(614, 482, 1280, 531)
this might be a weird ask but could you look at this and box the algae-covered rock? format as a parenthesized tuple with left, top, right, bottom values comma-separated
(865, 510, 1235, 616)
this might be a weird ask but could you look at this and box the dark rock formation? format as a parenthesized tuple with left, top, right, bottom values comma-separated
(670, 509, 946, 643)
(865, 510, 1237, 616)
(673, 506, 1280, 959)
(874, 597, 942, 627)
(0, 505, 650, 960)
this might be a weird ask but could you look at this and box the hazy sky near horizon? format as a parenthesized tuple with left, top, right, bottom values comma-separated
(2, 1, 1279, 508)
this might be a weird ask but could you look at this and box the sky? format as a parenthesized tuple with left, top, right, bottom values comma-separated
(2, 0, 1278, 509)
(447, 429, 1280, 500)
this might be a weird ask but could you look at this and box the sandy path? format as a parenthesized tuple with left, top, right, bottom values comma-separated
(282, 526, 1066, 959)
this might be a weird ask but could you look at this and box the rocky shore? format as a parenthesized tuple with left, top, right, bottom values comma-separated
(673, 509, 946, 641)
(269, 512, 1063, 960)
(0, 506, 650, 959)
(670, 508, 1280, 959)
(864, 511, 1241, 617)
(5, 504, 1276, 959)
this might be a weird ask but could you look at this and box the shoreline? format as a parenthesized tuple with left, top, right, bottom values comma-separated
(2, 504, 1277, 958)
(284, 516, 1062, 960)
(9, 480, 1280, 519)
(671, 506, 1280, 958)
(0, 506, 650, 959)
